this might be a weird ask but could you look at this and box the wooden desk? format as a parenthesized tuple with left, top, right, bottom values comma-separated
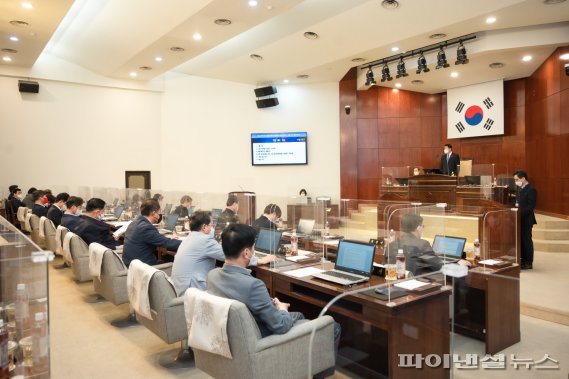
(254, 262, 450, 379)
(453, 264, 520, 354)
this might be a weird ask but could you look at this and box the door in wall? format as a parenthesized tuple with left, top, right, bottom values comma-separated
(125, 171, 151, 189)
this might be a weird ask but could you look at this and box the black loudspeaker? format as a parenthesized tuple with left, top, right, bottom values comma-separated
(256, 98, 279, 108)
(565, 63, 569, 76)
(254, 86, 277, 97)
(18, 80, 39, 93)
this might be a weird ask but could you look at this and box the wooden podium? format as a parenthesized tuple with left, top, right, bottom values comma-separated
(228, 191, 256, 225)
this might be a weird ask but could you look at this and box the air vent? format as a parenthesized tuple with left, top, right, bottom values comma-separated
(303, 31, 319, 40)
(543, 0, 566, 4)
(1, 48, 18, 53)
(250, 54, 263, 61)
(139, 66, 152, 71)
(489, 62, 505, 69)
(170, 46, 185, 52)
(351, 58, 366, 63)
(296, 74, 310, 79)
(9, 20, 29, 27)
(214, 18, 232, 26)
(429, 33, 447, 39)
(411, 80, 424, 85)
(381, 0, 400, 9)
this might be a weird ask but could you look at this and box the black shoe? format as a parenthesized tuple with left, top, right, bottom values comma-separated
(521, 264, 533, 270)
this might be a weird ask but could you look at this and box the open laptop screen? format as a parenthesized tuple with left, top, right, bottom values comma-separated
(255, 228, 282, 254)
(164, 213, 178, 231)
(296, 219, 315, 234)
(113, 205, 124, 219)
(432, 235, 466, 258)
(163, 203, 172, 216)
(335, 240, 375, 276)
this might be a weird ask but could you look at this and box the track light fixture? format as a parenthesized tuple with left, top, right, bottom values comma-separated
(416, 51, 430, 74)
(380, 61, 393, 82)
(395, 56, 408, 78)
(455, 41, 469, 65)
(435, 45, 450, 69)
(365, 66, 376, 86)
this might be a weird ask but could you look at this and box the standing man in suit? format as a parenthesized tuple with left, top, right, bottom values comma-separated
(440, 143, 460, 176)
(47, 192, 69, 227)
(514, 170, 537, 270)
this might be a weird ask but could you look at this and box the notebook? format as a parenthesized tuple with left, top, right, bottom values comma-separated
(312, 240, 375, 285)
(158, 213, 179, 234)
(432, 235, 466, 263)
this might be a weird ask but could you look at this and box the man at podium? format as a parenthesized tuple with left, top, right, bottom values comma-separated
(440, 143, 460, 176)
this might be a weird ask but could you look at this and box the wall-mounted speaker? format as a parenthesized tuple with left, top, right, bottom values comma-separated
(18, 80, 39, 93)
(256, 98, 279, 108)
(254, 86, 277, 97)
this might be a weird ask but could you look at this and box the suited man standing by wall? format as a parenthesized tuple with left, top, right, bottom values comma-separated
(514, 170, 537, 270)
(440, 143, 460, 176)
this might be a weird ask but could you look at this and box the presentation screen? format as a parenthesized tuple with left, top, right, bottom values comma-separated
(251, 132, 308, 166)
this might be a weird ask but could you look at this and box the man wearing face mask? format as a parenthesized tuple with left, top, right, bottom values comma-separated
(47, 192, 69, 227)
(75, 198, 120, 250)
(440, 143, 460, 176)
(61, 196, 84, 232)
(122, 199, 182, 267)
(513, 170, 537, 270)
(252, 203, 282, 236)
(171, 211, 276, 295)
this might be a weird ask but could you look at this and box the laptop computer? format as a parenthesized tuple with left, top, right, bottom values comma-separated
(102, 205, 124, 221)
(254, 228, 282, 256)
(163, 203, 172, 216)
(158, 213, 179, 234)
(312, 240, 375, 285)
(432, 235, 466, 263)
(296, 219, 316, 236)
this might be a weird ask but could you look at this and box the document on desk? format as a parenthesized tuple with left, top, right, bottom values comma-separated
(284, 267, 325, 278)
(112, 221, 131, 238)
(394, 279, 430, 291)
(478, 259, 502, 265)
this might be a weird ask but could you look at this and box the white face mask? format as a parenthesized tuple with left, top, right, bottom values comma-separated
(413, 169, 420, 176)
(515, 180, 523, 187)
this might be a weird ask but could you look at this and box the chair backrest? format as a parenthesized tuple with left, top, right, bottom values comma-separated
(17, 206, 28, 222)
(44, 219, 57, 252)
(29, 214, 43, 245)
(69, 234, 89, 260)
(146, 269, 177, 312)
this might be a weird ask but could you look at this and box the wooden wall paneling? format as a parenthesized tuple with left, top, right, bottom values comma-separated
(377, 87, 400, 118)
(501, 141, 526, 174)
(504, 79, 526, 108)
(558, 135, 569, 179)
(358, 148, 379, 179)
(561, 46, 569, 91)
(544, 93, 561, 136)
(561, 179, 569, 215)
(358, 178, 379, 200)
(421, 148, 441, 169)
(340, 68, 359, 199)
(399, 90, 421, 118)
(377, 118, 400, 148)
(399, 117, 421, 148)
(357, 119, 378, 148)
(378, 148, 401, 168)
(503, 106, 525, 139)
(561, 89, 569, 135)
(357, 86, 379, 119)
(399, 148, 421, 167)
(543, 136, 561, 180)
(543, 51, 561, 97)
(421, 117, 441, 147)
(420, 94, 442, 117)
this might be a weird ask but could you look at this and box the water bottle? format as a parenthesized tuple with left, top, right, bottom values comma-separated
(32, 312, 48, 374)
(291, 229, 298, 256)
(396, 249, 406, 280)
(324, 221, 330, 236)
(388, 229, 396, 243)
(0, 319, 8, 379)
(15, 284, 29, 334)
(474, 238, 481, 260)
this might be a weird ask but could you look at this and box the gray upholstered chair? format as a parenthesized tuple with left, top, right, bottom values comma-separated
(133, 263, 190, 367)
(69, 233, 92, 282)
(43, 218, 57, 254)
(16, 207, 29, 233)
(29, 214, 46, 248)
(191, 300, 336, 379)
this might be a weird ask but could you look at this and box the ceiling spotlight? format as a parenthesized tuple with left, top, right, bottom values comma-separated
(411, 79, 424, 85)
(395, 83, 402, 88)
(436, 46, 450, 69)
(2, 56, 12, 62)
(450, 72, 459, 78)
(455, 41, 469, 65)
(489, 62, 505, 69)
(9, 36, 19, 42)
(283, 79, 289, 84)
(395, 56, 408, 78)
(303, 31, 319, 40)
(21, 2, 33, 9)
(380, 61, 393, 82)
(522, 55, 532, 62)
(381, 0, 400, 9)
(154, 56, 163, 62)
(560, 53, 569, 60)
(248, 0, 258, 7)
(365, 67, 376, 86)
(391, 46, 399, 52)
(486, 16, 496, 24)
(416, 52, 430, 74)
(129, 72, 137, 77)
(192, 33, 202, 40)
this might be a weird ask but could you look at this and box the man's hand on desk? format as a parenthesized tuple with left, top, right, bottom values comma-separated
(457, 259, 472, 267)
(272, 297, 290, 311)
(258, 255, 277, 265)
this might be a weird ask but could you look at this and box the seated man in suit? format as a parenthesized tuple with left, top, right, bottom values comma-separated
(47, 192, 69, 227)
(75, 198, 119, 250)
(440, 143, 460, 176)
(8, 187, 25, 212)
(61, 196, 84, 232)
(173, 195, 193, 218)
(217, 195, 239, 228)
(22, 187, 37, 209)
(122, 199, 182, 267)
(252, 203, 282, 235)
(171, 211, 274, 295)
(31, 190, 48, 217)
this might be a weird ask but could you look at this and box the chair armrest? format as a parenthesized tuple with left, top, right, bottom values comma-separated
(153, 262, 173, 276)
(165, 296, 185, 309)
(254, 315, 334, 353)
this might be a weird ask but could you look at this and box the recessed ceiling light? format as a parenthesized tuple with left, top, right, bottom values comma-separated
(266, 5, 273, 10)
(9, 20, 29, 27)
(411, 80, 424, 85)
(1, 48, 18, 53)
(395, 83, 402, 88)
(303, 31, 319, 40)
(544, 0, 566, 4)
(214, 18, 232, 26)
(560, 53, 569, 60)
(429, 33, 447, 39)
(193, 33, 202, 41)
(296, 74, 310, 79)
(489, 62, 505, 68)
(450, 72, 459, 78)
(2, 56, 12, 62)
(486, 16, 496, 24)
(283, 79, 289, 84)
(21, 2, 33, 9)
(248, 0, 258, 7)
(154, 56, 163, 62)
(250, 54, 263, 61)
(391, 46, 399, 52)
(129, 72, 137, 77)
(139, 66, 152, 71)
(522, 55, 532, 62)
(9, 36, 19, 42)
(381, 0, 400, 9)
(351, 57, 366, 62)
(170, 46, 185, 52)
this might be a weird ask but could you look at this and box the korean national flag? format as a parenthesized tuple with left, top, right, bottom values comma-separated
(447, 79, 504, 139)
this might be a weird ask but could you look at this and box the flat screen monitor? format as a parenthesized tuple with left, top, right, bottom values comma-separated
(465, 176, 481, 185)
(251, 132, 308, 166)
(432, 235, 467, 258)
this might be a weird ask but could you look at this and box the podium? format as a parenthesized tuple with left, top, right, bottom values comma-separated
(228, 191, 256, 225)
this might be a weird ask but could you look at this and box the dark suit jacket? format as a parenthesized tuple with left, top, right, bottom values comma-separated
(386, 232, 442, 275)
(253, 215, 277, 235)
(47, 205, 64, 227)
(440, 153, 460, 176)
(75, 215, 118, 250)
(173, 205, 189, 218)
(61, 214, 81, 232)
(517, 183, 537, 225)
(218, 208, 238, 227)
(8, 198, 25, 213)
(32, 204, 48, 218)
(122, 215, 182, 267)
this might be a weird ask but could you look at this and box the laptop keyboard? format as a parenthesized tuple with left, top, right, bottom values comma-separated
(323, 271, 362, 282)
